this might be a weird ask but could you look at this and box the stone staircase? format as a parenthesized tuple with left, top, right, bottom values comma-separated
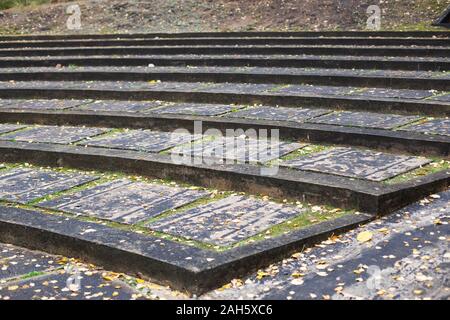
(0, 31, 448, 295)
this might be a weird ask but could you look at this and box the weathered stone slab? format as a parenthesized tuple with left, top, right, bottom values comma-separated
(282, 147, 431, 181)
(0, 125, 109, 144)
(73, 100, 163, 113)
(0, 124, 26, 135)
(273, 85, 356, 96)
(149, 195, 303, 246)
(150, 103, 243, 116)
(225, 106, 330, 122)
(146, 81, 210, 92)
(0, 100, 13, 108)
(428, 93, 450, 102)
(401, 119, 450, 136)
(39, 179, 210, 224)
(352, 88, 433, 100)
(0, 168, 97, 203)
(1, 99, 90, 110)
(80, 129, 198, 153)
(0, 270, 142, 300)
(0, 243, 57, 281)
(200, 83, 278, 94)
(171, 136, 305, 163)
(309, 111, 421, 129)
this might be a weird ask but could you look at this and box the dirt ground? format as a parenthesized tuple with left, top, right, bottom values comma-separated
(0, 0, 448, 34)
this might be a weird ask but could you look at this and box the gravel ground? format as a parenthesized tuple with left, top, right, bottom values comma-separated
(0, 0, 448, 35)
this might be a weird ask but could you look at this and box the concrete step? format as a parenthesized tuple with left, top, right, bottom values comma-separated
(0, 45, 448, 58)
(0, 31, 448, 41)
(0, 81, 447, 116)
(1, 66, 448, 90)
(0, 124, 446, 215)
(1, 37, 448, 48)
(0, 100, 448, 157)
(1, 54, 448, 71)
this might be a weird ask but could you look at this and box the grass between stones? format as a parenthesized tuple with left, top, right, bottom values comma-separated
(0, 161, 354, 252)
(384, 159, 450, 185)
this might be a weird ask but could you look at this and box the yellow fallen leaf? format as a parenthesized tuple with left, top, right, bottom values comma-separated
(8, 285, 19, 291)
(357, 231, 373, 243)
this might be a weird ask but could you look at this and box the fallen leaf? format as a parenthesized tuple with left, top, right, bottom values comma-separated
(357, 231, 373, 243)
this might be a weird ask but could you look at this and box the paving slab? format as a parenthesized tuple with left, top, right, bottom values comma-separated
(73, 100, 163, 112)
(428, 93, 450, 102)
(80, 129, 198, 153)
(39, 179, 210, 224)
(0, 270, 141, 300)
(273, 85, 357, 96)
(0, 99, 90, 110)
(0, 125, 109, 144)
(0, 100, 12, 108)
(149, 103, 243, 116)
(0, 243, 58, 281)
(171, 136, 305, 163)
(225, 106, 330, 122)
(146, 81, 211, 91)
(352, 88, 433, 100)
(309, 111, 421, 129)
(282, 147, 431, 181)
(200, 83, 278, 94)
(0, 168, 97, 203)
(401, 119, 450, 136)
(149, 195, 304, 246)
(0, 124, 26, 135)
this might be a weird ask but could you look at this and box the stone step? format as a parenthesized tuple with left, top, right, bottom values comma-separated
(0, 162, 371, 294)
(0, 81, 447, 116)
(1, 54, 448, 71)
(1, 66, 448, 90)
(0, 45, 448, 58)
(1, 37, 449, 48)
(0, 31, 448, 41)
(0, 100, 448, 157)
(0, 124, 446, 214)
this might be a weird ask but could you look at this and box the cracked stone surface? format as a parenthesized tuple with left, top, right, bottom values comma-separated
(0, 99, 90, 110)
(0, 124, 26, 135)
(79, 129, 199, 153)
(225, 106, 330, 122)
(39, 179, 210, 224)
(309, 111, 421, 129)
(0, 168, 97, 203)
(149, 103, 244, 116)
(401, 119, 450, 137)
(72, 100, 163, 112)
(149, 195, 304, 246)
(0, 125, 109, 144)
(282, 147, 431, 181)
(171, 136, 305, 163)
